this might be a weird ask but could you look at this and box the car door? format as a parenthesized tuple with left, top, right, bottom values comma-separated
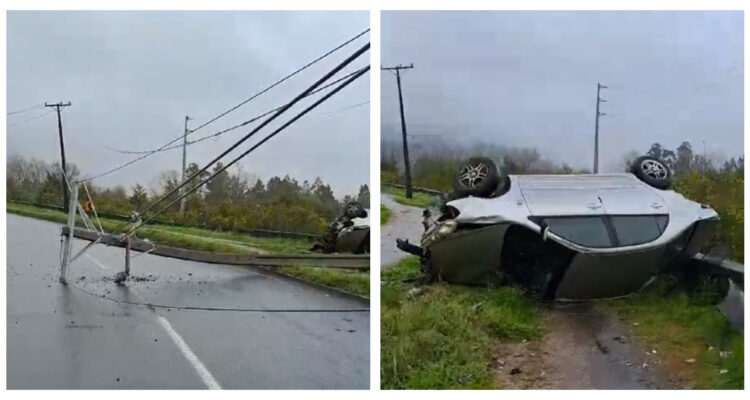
(596, 176, 667, 216)
(517, 175, 607, 217)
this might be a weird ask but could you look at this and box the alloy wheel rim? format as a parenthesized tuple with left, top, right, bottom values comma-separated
(458, 162, 489, 188)
(640, 159, 668, 180)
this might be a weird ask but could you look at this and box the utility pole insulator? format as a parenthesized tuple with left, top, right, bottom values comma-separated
(382, 63, 415, 198)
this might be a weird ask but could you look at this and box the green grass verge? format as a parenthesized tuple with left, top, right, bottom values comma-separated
(609, 280, 743, 389)
(382, 185, 439, 209)
(8, 202, 369, 297)
(381, 204, 392, 225)
(7, 202, 312, 254)
(381, 257, 541, 389)
(276, 265, 369, 298)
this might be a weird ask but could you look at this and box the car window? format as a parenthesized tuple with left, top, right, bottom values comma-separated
(543, 217, 612, 248)
(611, 215, 668, 246)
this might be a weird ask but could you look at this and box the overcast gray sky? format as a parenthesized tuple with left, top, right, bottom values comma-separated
(381, 11, 743, 172)
(6, 11, 369, 197)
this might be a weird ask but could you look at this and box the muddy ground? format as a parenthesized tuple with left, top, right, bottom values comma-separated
(493, 302, 681, 389)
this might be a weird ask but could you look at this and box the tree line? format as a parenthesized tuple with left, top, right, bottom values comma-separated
(381, 138, 590, 192)
(6, 154, 370, 234)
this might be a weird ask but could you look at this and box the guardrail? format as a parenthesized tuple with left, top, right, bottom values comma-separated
(381, 182, 445, 196)
(693, 252, 744, 286)
(9, 200, 317, 240)
(64, 227, 369, 270)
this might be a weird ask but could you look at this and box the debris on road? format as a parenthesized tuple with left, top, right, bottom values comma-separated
(613, 335, 627, 344)
(114, 271, 128, 285)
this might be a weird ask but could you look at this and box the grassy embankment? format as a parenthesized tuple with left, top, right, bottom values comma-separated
(381, 257, 542, 389)
(7, 202, 369, 297)
(609, 280, 743, 389)
(381, 184, 440, 209)
(381, 204, 392, 225)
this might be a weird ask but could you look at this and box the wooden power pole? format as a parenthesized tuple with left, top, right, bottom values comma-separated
(382, 63, 414, 198)
(45, 102, 72, 206)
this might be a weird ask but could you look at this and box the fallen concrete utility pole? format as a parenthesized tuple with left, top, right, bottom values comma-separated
(59, 181, 79, 283)
(63, 227, 370, 270)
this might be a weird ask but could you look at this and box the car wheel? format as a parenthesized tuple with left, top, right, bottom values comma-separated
(453, 157, 500, 198)
(631, 155, 672, 189)
(344, 201, 366, 219)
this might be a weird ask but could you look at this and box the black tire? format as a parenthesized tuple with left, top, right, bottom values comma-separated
(631, 155, 672, 190)
(344, 202, 366, 219)
(452, 157, 500, 198)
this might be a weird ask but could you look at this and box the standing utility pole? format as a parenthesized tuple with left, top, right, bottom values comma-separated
(179, 115, 192, 216)
(593, 83, 607, 174)
(45, 102, 72, 207)
(382, 63, 414, 198)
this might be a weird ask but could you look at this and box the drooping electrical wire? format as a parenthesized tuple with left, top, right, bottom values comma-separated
(6, 109, 55, 128)
(126, 65, 370, 236)
(109, 43, 370, 235)
(104, 67, 367, 155)
(80, 28, 370, 182)
(7, 104, 43, 115)
(189, 28, 370, 134)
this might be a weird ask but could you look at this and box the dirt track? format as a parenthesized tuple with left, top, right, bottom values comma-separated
(494, 303, 679, 389)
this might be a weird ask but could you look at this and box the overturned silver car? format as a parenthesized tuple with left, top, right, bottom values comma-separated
(397, 156, 741, 305)
(311, 202, 370, 254)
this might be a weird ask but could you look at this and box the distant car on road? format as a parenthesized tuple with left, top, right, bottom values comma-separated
(397, 155, 739, 305)
(312, 202, 370, 254)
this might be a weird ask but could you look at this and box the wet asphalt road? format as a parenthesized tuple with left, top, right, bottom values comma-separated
(6, 214, 369, 389)
(380, 194, 424, 269)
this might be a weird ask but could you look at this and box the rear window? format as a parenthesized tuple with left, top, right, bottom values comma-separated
(611, 215, 668, 246)
(543, 217, 612, 248)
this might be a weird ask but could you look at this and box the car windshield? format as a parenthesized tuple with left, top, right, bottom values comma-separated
(541, 215, 668, 248)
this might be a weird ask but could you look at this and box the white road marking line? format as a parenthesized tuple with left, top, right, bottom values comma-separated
(84, 254, 222, 390)
(84, 253, 109, 270)
(155, 314, 222, 390)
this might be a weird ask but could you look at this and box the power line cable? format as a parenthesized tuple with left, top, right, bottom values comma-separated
(7, 104, 43, 115)
(125, 65, 370, 236)
(70, 280, 369, 313)
(127, 50, 369, 234)
(104, 67, 367, 155)
(189, 28, 369, 134)
(80, 29, 369, 182)
(111, 43, 370, 235)
(6, 109, 55, 128)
